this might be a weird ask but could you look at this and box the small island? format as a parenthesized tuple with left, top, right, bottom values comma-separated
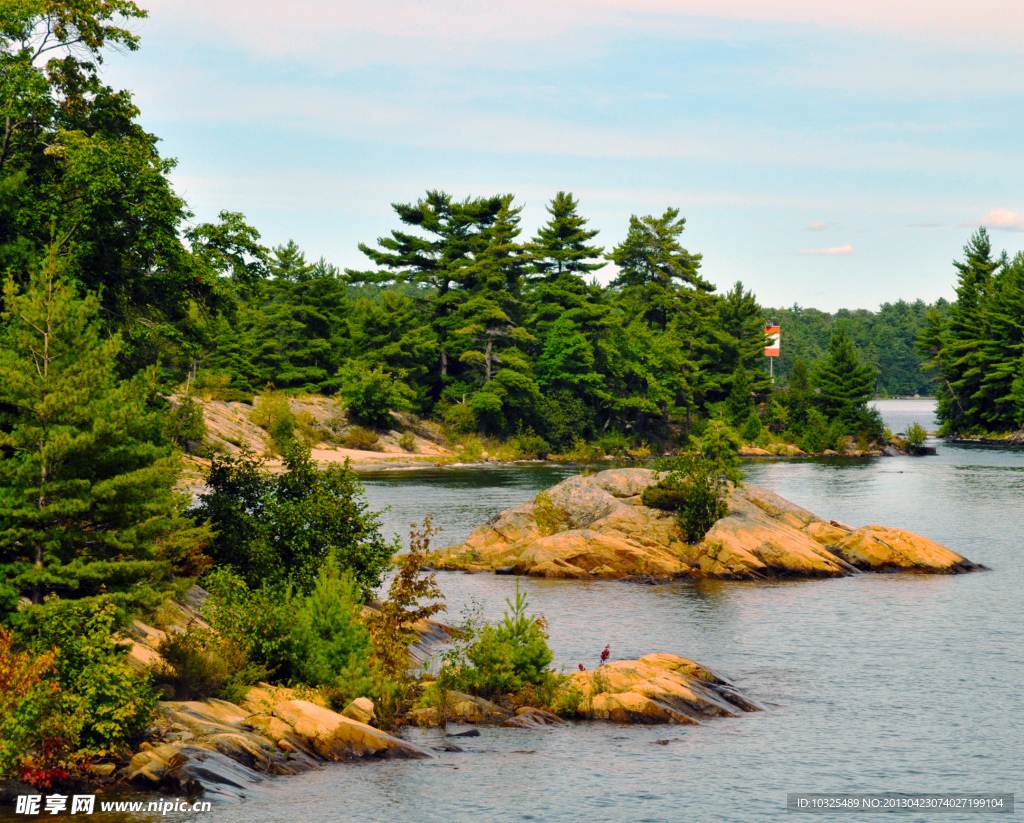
(427, 468, 984, 579)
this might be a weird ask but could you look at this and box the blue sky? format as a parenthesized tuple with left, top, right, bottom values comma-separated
(104, 0, 1024, 311)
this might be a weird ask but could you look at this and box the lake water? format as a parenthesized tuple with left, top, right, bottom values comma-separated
(66, 400, 1024, 823)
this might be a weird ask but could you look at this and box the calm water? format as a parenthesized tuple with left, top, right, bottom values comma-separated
(78, 401, 1024, 822)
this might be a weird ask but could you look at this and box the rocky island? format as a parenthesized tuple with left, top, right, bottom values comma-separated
(427, 468, 983, 579)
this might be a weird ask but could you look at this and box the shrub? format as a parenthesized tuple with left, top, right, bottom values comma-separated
(342, 426, 383, 451)
(366, 519, 447, 729)
(596, 429, 629, 456)
(26, 599, 157, 757)
(0, 628, 76, 782)
(290, 555, 373, 709)
(443, 401, 477, 434)
(399, 432, 417, 452)
(645, 422, 742, 542)
(202, 568, 299, 681)
(443, 581, 554, 699)
(799, 408, 830, 453)
(296, 409, 321, 445)
(511, 432, 551, 460)
(191, 443, 396, 596)
(538, 390, 592, 452)
(154, 624, 256, 702)
(249, 389, 296, 453)
(905, 422, 928, 451)
(337, 362, 414, 429)
(741, 408, 762, 442)
(164, 396, 208, 452)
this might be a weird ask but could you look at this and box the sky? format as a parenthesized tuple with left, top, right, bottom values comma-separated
(102, 0, 1024, 312)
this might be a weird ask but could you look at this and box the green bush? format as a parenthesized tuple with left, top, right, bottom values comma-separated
(596, 429, 629, 456)
(290, 555, 373, 708)
(645, 422, 742, 542)
(511, 432, 551, 460)
(249, 389, 296, 453)
(191, 442, 396, 596)
(443, 582, 554, 699)
(154, 623, 259, 702)
(799, 408, 830, 453)
(337, 362, 414, 429)
(202, 568, 300, 681)
(164, 396, 208, 452)
(342, 426, 383, 451)
(905, 422, 928, 451)
(442, 401, 477, 434)
(741, 407, 762, 442)
(25, 598, 157, 756)
(399, 432, 417, 452)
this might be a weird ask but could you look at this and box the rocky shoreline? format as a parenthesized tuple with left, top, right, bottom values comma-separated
(427, 468, 984, 580)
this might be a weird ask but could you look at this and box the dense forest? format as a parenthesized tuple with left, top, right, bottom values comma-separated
(765, 300, 945, 397)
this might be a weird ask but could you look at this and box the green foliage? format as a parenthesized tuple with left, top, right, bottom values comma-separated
(510, 431, 551, 459)
(0, 261, 210, 617)
(741, 407, 762, 442)
(154, 623, 259, 702)
(726, 366, 755, 427)
(202, 568, 299, 681)
(164, 396, 208, 452)
(645, 422, 742, 542)
(441, 581, 555, 699)
(918, 231, 1024, 434)
(249, 389, 296, 454)
(191, 443, 395, 596)
(399, 432, 417, 452)
(290, 555, 373, 708)
(24, 598, 157, 756)
(342, 426, 383, 451)
(0, 627, 75, 780)
(905, 422, 928, 450)
(813, 325, 877, 430)
(798, 408, 831, 453)
(766, 299, 941, 397)
(337, 362, 414, 429)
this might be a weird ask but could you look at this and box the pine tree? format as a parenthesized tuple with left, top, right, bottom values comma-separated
(607, 208, 712, 332)
(813, 326, 877, 430)
(0, 258, 209, 618)
(348, 190, 504, 388)
(526, 192, 605, 336)
(726, 366, 755, 427)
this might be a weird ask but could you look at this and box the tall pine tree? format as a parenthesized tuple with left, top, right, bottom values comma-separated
(0, 258, 209, 618)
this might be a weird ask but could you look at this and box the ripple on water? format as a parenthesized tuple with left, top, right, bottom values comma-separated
(186, 401, 1022, 823)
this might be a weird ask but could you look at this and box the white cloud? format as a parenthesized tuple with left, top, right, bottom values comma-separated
(804, 221, 830, 231)
(801, 244, 854, 255)
(970, 207, 1024, 231)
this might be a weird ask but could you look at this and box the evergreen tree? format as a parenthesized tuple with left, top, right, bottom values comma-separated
(726, 366, 755, 427)
(526, 192, 605, 336)
(918, 230, 1006, 432)
(786, 356, 814, 431)
(348, 190, 504, 388)
(450, 199, 539, 434)
(607, 207, 712, 332)
(0, 260, 209, 618)
(813, 326, 877, 430)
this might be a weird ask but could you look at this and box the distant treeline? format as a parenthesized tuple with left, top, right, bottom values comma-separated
(763, 300, 946, 397)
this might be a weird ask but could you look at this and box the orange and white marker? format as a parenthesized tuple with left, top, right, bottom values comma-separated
(765, 325, 780, 378)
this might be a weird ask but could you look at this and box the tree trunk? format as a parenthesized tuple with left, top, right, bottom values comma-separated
(485, 338, 493, 382)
